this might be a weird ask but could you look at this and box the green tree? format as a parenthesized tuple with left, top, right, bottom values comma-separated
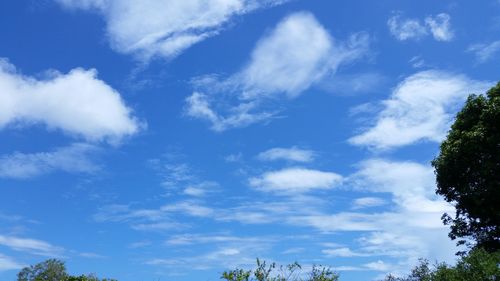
(17, 259, 68, 281)
(383, 248, 500, 281)
(17, 259, 117, 281)
(432, 81, 500, 252)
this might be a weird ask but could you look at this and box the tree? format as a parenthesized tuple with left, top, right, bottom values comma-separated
(382, 248, 500, 281)
(17, 259, 117, 281)
(17, 259, 68, 281)
(432, 81, 500, 252)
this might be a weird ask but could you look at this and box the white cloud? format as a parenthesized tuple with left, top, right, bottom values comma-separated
(249, 167, 343, 193)
(183, 187, 206, 197)
(93, 204, 188, 231)
(0, 254, 24, 271)
(388, 14, 428, 41)
(425, 13, 454, 41)
(364, 260, 391, 272)
(0, 143, 99, 179)
(93, 159, 458, 275)
(288, 159, 458, 274)
(257, 147, 315, 162)
(146, 246, 257, 271)
(322, 247, 366, 257)
(0, 59, 141, 142)
(351, 159, 436, 199)
(56, 0, 288, 61)
(185, 12, 369, 131)
(0, 235, 64, 257)
(409, 56, 426, 68)
(185, 92, 274, 132)
(388, 13, 453, 42)
(183, 181, 219, 197)
(352, 197, 386, 209)
(468, 40, 500, 63)
(349, 70, 491, 150)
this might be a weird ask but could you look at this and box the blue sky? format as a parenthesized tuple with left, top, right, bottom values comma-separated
(0, 1, 499, 280)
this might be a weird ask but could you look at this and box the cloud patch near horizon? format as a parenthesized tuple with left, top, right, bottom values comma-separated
(185, 12, 370, 131)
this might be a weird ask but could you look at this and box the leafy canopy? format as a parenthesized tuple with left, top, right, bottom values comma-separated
(432, 81, 500, 252)
(383, 248, 500, 281)
(17, 259, 116, 281)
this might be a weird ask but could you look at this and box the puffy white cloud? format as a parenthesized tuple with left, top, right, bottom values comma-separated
(468, 40, 500, 63)
(185, 12, 369, 131)
(349, 70, 491, 150)
(257, 147, 315, 162)
(0, 59, 141, 142)
(0, 235, 64, 257)
(0, 254, 24, 271)
(249, 167, 343, 193)
(387, 14, 427, 41)
(425, 13, 454, 41)
(388, 13, 453, 42)
(0, 143, 99, 179)
(56, 0, 288, 61)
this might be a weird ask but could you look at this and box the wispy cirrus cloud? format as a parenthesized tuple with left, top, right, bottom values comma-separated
(0, 143, 99, 179)
(0, 235, 64, 257)
(468, 40, 500, 63)
(185, 12, 370, 131)
(95, 155, 456, 276)
(56, 0, 290, 62)
(0, 58, 141, 143)
(0, 254, 24, 272)
(349, 70, 491, 150)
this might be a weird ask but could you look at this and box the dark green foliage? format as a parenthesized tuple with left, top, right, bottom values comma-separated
(432, 81, 500, 252)
(382, 248, 500, 281)
(221, 259, 338, 281)
(17, 259, 116, 281)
